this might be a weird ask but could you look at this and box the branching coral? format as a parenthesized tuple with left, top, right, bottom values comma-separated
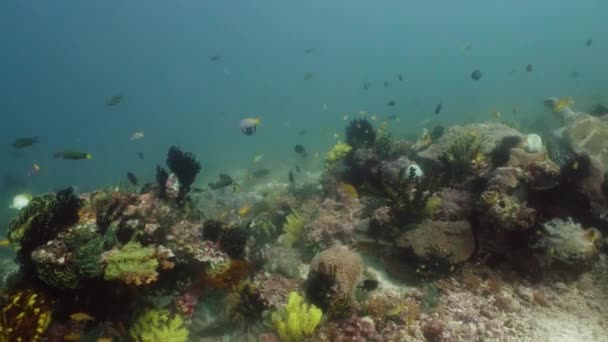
(278, 210, 306, 247)
(346, 118, 376, 149)
(166, 146, 201, 203)
(129, 309, 189, 342)
(8, 187, 81, 256)
(271, 292, 322, 342)
(103, 241, 159, 286)
(0, 289, 52, 342)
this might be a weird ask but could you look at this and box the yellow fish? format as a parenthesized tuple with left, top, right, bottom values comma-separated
(554, 97, 575, 112)
(238, 205, 252, 216)
(130, 131, 144, 141)
(64, 333, 81, 341)
(0, 239, 10, 247)
(70, 312, 95, 321)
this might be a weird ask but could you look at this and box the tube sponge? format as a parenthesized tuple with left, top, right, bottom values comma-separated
(271, 292, 323, 342)
(129, 309, 189, 342)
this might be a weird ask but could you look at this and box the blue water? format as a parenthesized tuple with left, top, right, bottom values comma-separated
(1, 0, 607, 227)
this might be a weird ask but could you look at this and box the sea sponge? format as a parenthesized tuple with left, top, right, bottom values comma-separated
(271, 292, 322, 342)
(0, 289, 52, 342)
(103, 241, 159, 286)
(309, 246, 364, 297)
(326, 142, 352, 164)
(129, 309, 189, 342)
(278, 210, 306, 247)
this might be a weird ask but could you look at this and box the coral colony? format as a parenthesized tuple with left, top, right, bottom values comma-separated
(3, 100, 608, 341)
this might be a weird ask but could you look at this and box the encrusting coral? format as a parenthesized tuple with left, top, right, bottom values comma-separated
(271, 291, 323, 342)
(103, 241, 159, 286)
(129, 308, 189, 342)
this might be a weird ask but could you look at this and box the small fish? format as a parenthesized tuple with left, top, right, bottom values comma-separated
(251, 168, 270, 178)
(210, 55, 222, 61)
(12, 137, 38, 149)
(9, 193, 32, 210)
(370, 115, 377, 121)
(397, 74, 403, 81)
(387, 115, 398, 121)
(288, 170, 295, 183)
(70, 312, 95, 321)
(525, 64, 532, 72)
(238, 205, 252, 216)
(54, 151, 92, 160)
(304, 48, 314, 54)
(512, 107, 519, 114)
(0, 239, 10, 246)
(322, 104, 328, 111)
(569, 70, 579, 79)
(491, 110, 501, 119)
(191, 187, 206, 193)
(357, 279, 379, 292)
(27, 164, 40, 177)
(136, 152, 144, 160)
(106, 94, 124, 107)
(64, 333, 81, 341)
(240, 117, 261, 136)
(363, 81, 371, 90)
(585, 39, 593, 47)
(471, 69, 483, 81)
(434, 103, 442, 115)
(130, 131, 144, 141)
(126, 172, 138, 186)
(303, 72, 313, 80)
(252, 154, 265, 163)
(295, 165, 301, 173)
(387, 100, 396, 107)
(294, 144, 307, 157)
(343, 115, 349, 121)
(298, 129, 307, 136)
(208, 174, 235, 190)
(384, 81, 389, 87)
(333, 132, 340, 139)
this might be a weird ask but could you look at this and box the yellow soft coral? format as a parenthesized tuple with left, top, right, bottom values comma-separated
(271, 292, 323, 342)
(278, 210, 306, 247)
(129, 309, 188, 342)
(326, 142, 352, 164)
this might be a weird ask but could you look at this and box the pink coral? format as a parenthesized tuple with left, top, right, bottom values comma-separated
(305, 198, 363, 248)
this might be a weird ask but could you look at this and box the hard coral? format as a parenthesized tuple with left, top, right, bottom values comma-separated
(103, 241, 159, 286)
(0, 289, 52, 342)
(271, 292, 322, 342)
(308, 246, 364, 303)
(166, 146, 201, 202)
(129, 309, 189, 342)
(304, 198, 362, 249)
(8, 187, 81, 257)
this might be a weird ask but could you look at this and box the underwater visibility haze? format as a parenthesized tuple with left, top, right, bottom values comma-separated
(1, 0, 608, 341)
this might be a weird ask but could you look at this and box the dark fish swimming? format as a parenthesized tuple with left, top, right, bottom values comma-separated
(585, 39, 593, 47)
(357, 279, 379, 292)
(525, 64, 532, 72)
(210, 55, 222, 61)
(434, 103, 442, 115)
(126, 172, 138, 186)
(251, 168, 271, 178)
(384, 81, 389, 87)
(12, 137, 38, 149)
(470, 69, 483, 81)
(295, 165, 301, 173)
(298, 129, 308, 136)
(387, 114, 399, 121)
(294, 144, 307, 157)
(387, 100, 396, 107)
(303, 72, 313, 80)
(137, 152, 144, 160)
(240, 118, 261, 136)
(363, 81, 371, 90)
(208, 174, 235, 190)
(304, 48, 314, 54)
(569, 70, 579, 79)
(288, 170, 295, 184)
(397, 74, 403, 81)
(106, 94, 124, 107)
(53, 151, 92, 160)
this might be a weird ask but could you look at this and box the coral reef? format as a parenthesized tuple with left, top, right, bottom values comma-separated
(308, 246, 364, 304)
(259, 245, 301, 278)
(271, 291, 322, 342)
(438, 131, 486, 183)
(345, 118, 376, 149)
(129, 309, 189, 342)
(304, 198, 362, 249)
